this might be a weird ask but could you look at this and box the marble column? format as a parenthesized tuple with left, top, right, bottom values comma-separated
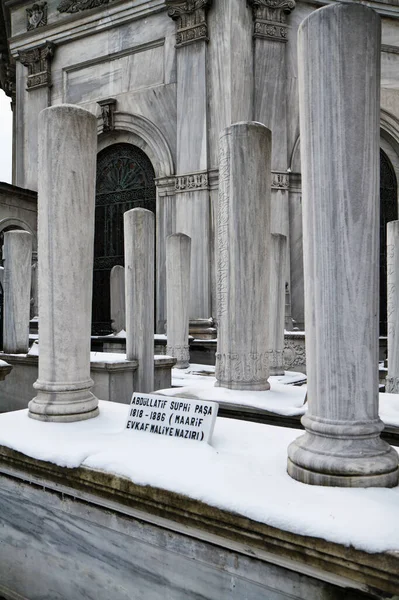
(386, 221, 399, 393)
(167, 1, 212, 332)
(287, 4, 398, 487)
(215, 122, 271, 391)
(166, 233, 191, 368)
(3, 230, 32, 354)
(269, 233, 287, 376)
(29, 105, 99, 422)
(110, 265, 125, 334)
(124, 208, 154, 392)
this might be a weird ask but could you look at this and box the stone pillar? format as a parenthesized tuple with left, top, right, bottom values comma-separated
(287, 4, 398, 487)
(166, 233, 191, 368)
(3, 230, 32, 354)
(29, 105, 99, 422)
(269, 233, 287, 376)
(110, 265, 125, 334)
(386, 221, 399, 393)
(166, 1, 212, 329)
(124, 208, 154, 392)
(215, 122, 271, 390)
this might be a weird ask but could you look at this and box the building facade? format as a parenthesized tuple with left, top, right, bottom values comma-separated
(1, 0, 399, 336)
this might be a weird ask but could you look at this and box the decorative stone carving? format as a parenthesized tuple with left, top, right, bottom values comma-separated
(248, 0, 295, 42)
(18, 42, 55, 90)
(271, 171, 289, 190)
(166, 0, 212, 47)
(283, 339, 306, 369)
(386, 222, 399, 393)
(0, 53, 16, 105)
(175, 172, 208, 192)
(57, 0, 111, 13)
(97, 98, 116, 132)
(216, 352, 270, 387)
(26, 2, 47, 30)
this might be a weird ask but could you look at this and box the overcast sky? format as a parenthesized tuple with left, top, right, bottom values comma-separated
(0, 90, 13, 184)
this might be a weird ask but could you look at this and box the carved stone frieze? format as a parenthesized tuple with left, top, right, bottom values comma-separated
(248, 0, 295, 42)
(175, 172, 208, 191)
(166, 0, 212, 47)
(18, 42, 55, 90)
(271, 171, 289, 189)
(26, 2, 47, 30)
(283, 339, 306, 369)
(57, 0, 111, 13)
(97, 98, 116, 132)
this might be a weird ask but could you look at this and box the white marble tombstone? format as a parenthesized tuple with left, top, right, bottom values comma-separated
(166, 233, 191, 368)
(215, 121, 272, 391)
(269, 233, 287, 376)
(28, 104, 99, 422)
(3, 230, 32, 354)
(386, 221, 399, 393)
(124, 208, 154, 393)
(110, 265, 125, 334)
(287, 4, 398, 487)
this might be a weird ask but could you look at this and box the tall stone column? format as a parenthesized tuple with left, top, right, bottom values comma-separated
(386, 221, 399, 393)
(215, 122, 271, 391)
(166, 1, 212, 334)
(110, 265, 125, 334)
(287, 4, 398, 487)
(248, 0, 295, 325)
(3, 230, 32, 354)
(269, 233, 287, 376)
(166, 233, 191, 368)
(29, 105, 99, 422)
(124, 208, 154, 392)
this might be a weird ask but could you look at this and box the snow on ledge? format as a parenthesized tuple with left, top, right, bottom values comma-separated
(0, 401, 397, 555)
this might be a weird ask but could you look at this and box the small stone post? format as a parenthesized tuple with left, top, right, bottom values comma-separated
(269, 233, 287, 376)
(3, 230, 32, 354)
(166, 233, 191, 368)
(110, 265, 125, 334)
(29, 104, 99, 422)
(386, 221, 399, 393)
(215, 122, 271, 390)
(287, 4, 398, 487)
(124, 208, 154, 392)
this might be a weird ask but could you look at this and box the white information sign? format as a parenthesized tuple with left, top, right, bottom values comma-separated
(126, 392, 218, 444)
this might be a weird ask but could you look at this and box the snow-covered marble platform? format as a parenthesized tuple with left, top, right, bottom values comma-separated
(0, 400, 398, 555)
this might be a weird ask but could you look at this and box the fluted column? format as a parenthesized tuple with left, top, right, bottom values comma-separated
(124, 208, 154, 392)
(215, 122, 271, 390)
(166, 233, 191, 368)
(386, 221, 399, 393)
(29, 105, 99, 422)
(3, 230, 32, 354)
(287, 4, 398, 487)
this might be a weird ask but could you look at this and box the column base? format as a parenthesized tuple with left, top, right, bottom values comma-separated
(166, 344, 190, 369)
(28, 381, 99, 422)
(287, 416, 399, 488)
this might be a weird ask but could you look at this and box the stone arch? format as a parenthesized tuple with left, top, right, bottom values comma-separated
(97, 112, 174, 178)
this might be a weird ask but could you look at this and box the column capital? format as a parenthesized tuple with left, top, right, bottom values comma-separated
(166, 0, 212, 47)
(18, 42, 55, 90)
(247, 0, 295, 42)
(0, 53, 16, 107)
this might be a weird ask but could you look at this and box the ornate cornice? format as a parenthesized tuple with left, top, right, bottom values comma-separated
(57, 0, 112, 13)
(18, 42, 55, 90)
(248, 0, 295, 42)
(166, 0, 212, 47)
(26, 2, 47, 30)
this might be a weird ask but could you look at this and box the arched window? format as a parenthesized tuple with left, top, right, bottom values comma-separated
(92, 143, 156, 335)
(380, 149, 398, 336)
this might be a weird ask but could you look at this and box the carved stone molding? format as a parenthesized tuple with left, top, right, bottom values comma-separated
(0, 54, 16, 105)
(57, 0, 111, 13)
(175, 171, 208, 192)
(26, 2, 47, 30)
(271, 171, 289, 189)
(166, 0, 212, 47)
(18, 42, 55, 90)
(215, 352, 270, 388)
(248, 0, 295, 42)
(97, 98, 116, 132)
